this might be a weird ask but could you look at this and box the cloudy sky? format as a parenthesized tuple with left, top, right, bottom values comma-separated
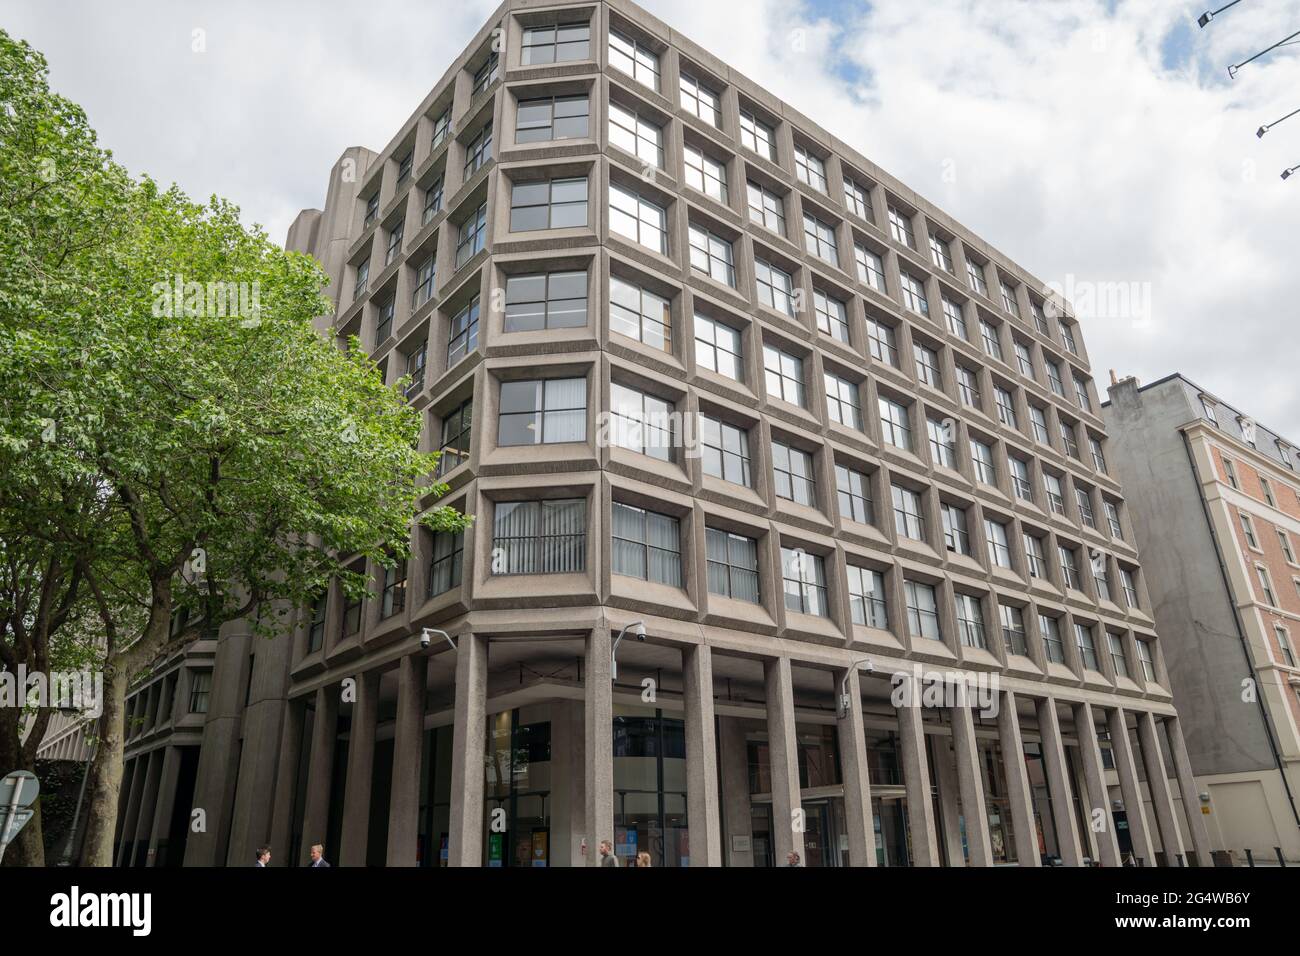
(3, 0, 1297, 438)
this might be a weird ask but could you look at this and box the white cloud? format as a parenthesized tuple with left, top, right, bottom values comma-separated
(3, 0, 1297, 436)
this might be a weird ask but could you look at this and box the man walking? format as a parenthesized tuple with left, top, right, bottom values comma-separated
(309, 844, 331, 868)
(598, 840, 619, 867)
(254, 846, 271, 867)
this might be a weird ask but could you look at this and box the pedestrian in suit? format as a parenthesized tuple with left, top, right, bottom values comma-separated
(254, 846, 271, 867)
(309, 844, 331, 868)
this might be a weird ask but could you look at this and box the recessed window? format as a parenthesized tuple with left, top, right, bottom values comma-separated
(463, 123, 494, 179)
(985, 518, 1012, 568)
(1090, 436, 1108, 473)
(431, 109, 451, 150)
(472, 50, 500, 95)
(1059, 543, 1081, 590)
(396, 150, 413, 187)
(1075, 486, 1096, 529)
(1279, 530, 1296, 564)
(855, 245, 887, 294)
(814, 290, 849, 343)
(956, 593, 987, 649)
(380, 558, 407, 619)
(941, 502, 970, 555)
(1008, 455, 1032, 500)
(1274, 626, 1296, 667)
(497, 378, 587, 445)
(1261, 477, 1277, 508)
(447, 295, 480, 366)
(610, 276, 671, 350)
(363, 192, 380, 229)
(772, 440, 815, 506)
(1014, 341, 1034, 377)
(609, 183, 667, 253)
(353, 259, 370, 303)
(1120, 567, 1139, 607)
(188, 671, 212, 714)
(403, 342, 427, 400)
(694, 314, 742, 380)
(824, 372, 861, 430)
(999, 281, 1020, 317)
(969, 438, 996, 485)
(679, 72, 721, 126)
(1105, 500, 1124, 539)
(455, 202, 487, 268)
(1257, 565, 1278, 605)
(943, 296, 968, 340)
(1200, 396, 1219, 426)
(747, 181, 786, 234)
(385, 219, 405, 266)
(914, 343, 941, 388)
(1108, 631, 1130, 678)
(436, 399, 472, 477)
(608, 101, 664, 168)
(887, 206, 915, 248)
(1040, 614, 1065, 664)
(927, 418, 957, 470)
(1044, 473, 1065, 514)
(848, 566, 888, 628)
(899, 272, 929, 316)
(1046, 359, 1065, 397)
(422, 177, 444, 225)
(781, 547, 828, 616)
(699, 415, 751, 485)
(994, 386, 1017, 429)
(1000, 604, 1028, 657)
(610, 383, 673, 460)
(892, 485, 925, 540)
(905, 580, 940, 640)
(684, 144, 728, 202)
(510, 177, 588, 231)
(957, 366, 981, 408)
(1092, 551, 1111, 601)
(1136, 640, 1156, 681)
(504, 270, 588, 332)
(375, 295, 395, 345)
(1074, 622, 1099, 671)
(740, 110, 777, 161)
(755, 258, 796, 317)
(427, 528, 464, 598)
(1240, 512, 1259, 549)
(411, 256, 435, 310)
(1024, 533, 1047, 578)
(763, 344, 805, 407)
(1060, 420, 1080, 459)
(868, 319, 899, 367)
(612, 503, 682, 587)
(979, 319, 1002, 361)
(688, 224, 735, 286)
(1030, 299, 1049, 335)
(836, 465, 873, 524)
(879, 397, 912, 451)
(929, 235, 954, 273)
(522, 22, 590, 64)
(307, 594, 328, 653)
(1061, 322, 1079, 355)
(493, 499, 586, 574)
(706, 529, 759, 602)
(1222, 458, 1239, 489)
(608, 28, 660, 90)
(1073, 375, 1093, 412)
(516, 94, 589, 143)
(966, 258, 988, 296)
(844, 178, 873, 221)
(1030, 404, 1050, 444)
(794, 144, 827, 192)
(802, 212, 839, 264)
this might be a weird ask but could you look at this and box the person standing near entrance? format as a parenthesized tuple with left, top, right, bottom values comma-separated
(598, 840, 619, 867)
(309, 844, 331, 868)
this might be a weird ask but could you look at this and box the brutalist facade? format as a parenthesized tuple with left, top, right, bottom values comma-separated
(113, 0, 1215, 868)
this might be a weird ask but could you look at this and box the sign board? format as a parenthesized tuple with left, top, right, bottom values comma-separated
(1, 808, 34, 846)
(0, 771, 38, 811)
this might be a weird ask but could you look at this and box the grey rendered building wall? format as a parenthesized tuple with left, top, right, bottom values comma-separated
(1104, 378, 1274, 775)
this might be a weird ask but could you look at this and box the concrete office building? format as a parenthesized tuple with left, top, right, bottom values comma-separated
(112, 0, 1213, 868)
(1104, 374, 1300, 863)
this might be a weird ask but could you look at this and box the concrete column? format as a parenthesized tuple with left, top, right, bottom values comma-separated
(682, 643, 722, 866)
(268, 696, 306, 860)
(128, 749, 164, 867)
(764, 657, 803, 865)
(115, 756, 148, 867)
(339, 669, 380, 866)
(1164, 715, 1213, 867)
(995, 690, 1040, 867)
(584, 624, 614, 866)
(386, 653, 427, 866)
(146, 746, 182, 866)
(1137, 710, 1184, 865)
(951, 701, 993, 866)
(299, 684, 339, 866)
(897, 676, 939, 866)
(1072, 702, 1121, 867)
(719, 715, 754, 867)
(834, 666, 877, 866)
(1108, 706, 1156, 866)
(448, 634, 487, 867)
(1035, 696, 1083, 866)
(933, 735, 966, 865)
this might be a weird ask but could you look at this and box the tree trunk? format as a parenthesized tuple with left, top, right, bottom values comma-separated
(78, 664, 128, 866)
(0, 706, 45, 866)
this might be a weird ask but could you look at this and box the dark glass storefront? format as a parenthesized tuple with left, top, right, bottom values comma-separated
(613, 704, 688, 866)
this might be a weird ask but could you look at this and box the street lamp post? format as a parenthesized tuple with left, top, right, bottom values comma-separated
(611, 621, 645, 681)
(836, 658, 874, 720)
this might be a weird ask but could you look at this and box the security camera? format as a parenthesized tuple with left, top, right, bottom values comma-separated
(633, 622, 646, 641)
(420, 628, 433, 649)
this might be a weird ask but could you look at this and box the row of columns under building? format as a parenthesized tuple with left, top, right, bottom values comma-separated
(114, 626, 1215, 867)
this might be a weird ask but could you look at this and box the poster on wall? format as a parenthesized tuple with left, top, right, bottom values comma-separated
(531, 829, 549, 867)
(615, 825, 637, 861)
(487, 832, 504, 868)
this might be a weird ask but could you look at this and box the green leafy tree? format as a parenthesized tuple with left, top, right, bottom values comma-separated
(0, 29, 469, 866)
